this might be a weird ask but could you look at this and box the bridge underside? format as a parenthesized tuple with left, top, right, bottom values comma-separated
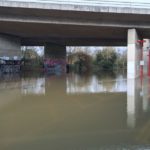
(0, 21, 150, 46)
(0, 22, 128, 46)
(0, 2, 150, 77)
(0, 4, 150, 46)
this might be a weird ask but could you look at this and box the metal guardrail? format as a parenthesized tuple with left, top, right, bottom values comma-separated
(2, 0, 150, 9)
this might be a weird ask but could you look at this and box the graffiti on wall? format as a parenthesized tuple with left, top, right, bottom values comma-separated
(44, 58, 66, 73)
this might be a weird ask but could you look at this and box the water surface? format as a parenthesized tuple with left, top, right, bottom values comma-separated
(0, 72, 150, 150)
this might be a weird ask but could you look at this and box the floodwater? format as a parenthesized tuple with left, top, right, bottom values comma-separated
(0, 71, 150, 150)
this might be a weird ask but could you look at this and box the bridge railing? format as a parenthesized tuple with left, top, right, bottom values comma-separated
(2, 0, 150, 9)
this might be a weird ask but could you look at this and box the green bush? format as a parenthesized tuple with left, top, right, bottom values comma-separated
(93, 47, 117, 71)
(69, 52, 93, 73)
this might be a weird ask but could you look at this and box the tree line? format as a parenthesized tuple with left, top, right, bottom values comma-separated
(21, 46, 127, 73)
(67, 47, 127, 73)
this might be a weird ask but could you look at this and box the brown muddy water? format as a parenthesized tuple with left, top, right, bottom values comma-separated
(0, 72, 150, 150)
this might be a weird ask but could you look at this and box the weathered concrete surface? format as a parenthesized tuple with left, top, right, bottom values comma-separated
(0, 34, 21, 58)
(127, 78, 141, 128)
(45, 44, 66, 59)
(1, 1, 150, 15)
(143, 39, 149, 76)
(127, 29, 141, 78)
(1, 1, 150, 46)
(44, 44, 66, 73)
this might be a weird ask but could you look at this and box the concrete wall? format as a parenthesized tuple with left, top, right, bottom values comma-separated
(127, 29, 141, 78)
(45, 44, 66, 59)
(0, 34, 21, 58)
(44, 43, 66, 73)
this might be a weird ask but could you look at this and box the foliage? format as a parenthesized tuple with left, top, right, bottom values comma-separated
(93, 47, 117, 71)
(68, 51, 93, 73)
(115, 51, 127, 69)
(22, 49, 39, 59)
(22, 48, 44, 69)
(67, 47, 127, 73)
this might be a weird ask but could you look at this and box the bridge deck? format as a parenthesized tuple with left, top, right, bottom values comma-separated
(0, 0, 150, 46)
(2, 0, 150, 8)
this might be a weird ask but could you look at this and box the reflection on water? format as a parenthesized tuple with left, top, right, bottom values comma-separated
(0, 72, 150, 149)
(21, 78, 45, 95)
(127, 78, 141, 128)
(67, 73, 127, 94)
(127, 78, 150, 129)
(0, 72, 127, 95)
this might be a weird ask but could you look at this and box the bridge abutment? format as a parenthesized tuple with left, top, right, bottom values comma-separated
(44, 43, 66, 73)
(0, 34, 21, 59)
(127, 29, 142, 78)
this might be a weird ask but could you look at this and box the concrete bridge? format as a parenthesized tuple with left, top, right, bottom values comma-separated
(1, 0, 150, 78)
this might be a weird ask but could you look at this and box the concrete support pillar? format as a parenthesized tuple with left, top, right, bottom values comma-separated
(142, 78, 149, 112)
(0, 34, 21, 59)
(127, 29, 141, 78)
(127, 78, 141, 128)
(127, 79, 137, 128)
(143, 39, 150, 77)
(44, 43, 66, 73)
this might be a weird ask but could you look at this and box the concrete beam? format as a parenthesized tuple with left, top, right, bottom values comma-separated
(1, 1, 150, 15)
(21, 38, 127, 47)
(1, 2, 150, 46)
(0, 34, 21, 59)
(127, 29, 141, 78)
